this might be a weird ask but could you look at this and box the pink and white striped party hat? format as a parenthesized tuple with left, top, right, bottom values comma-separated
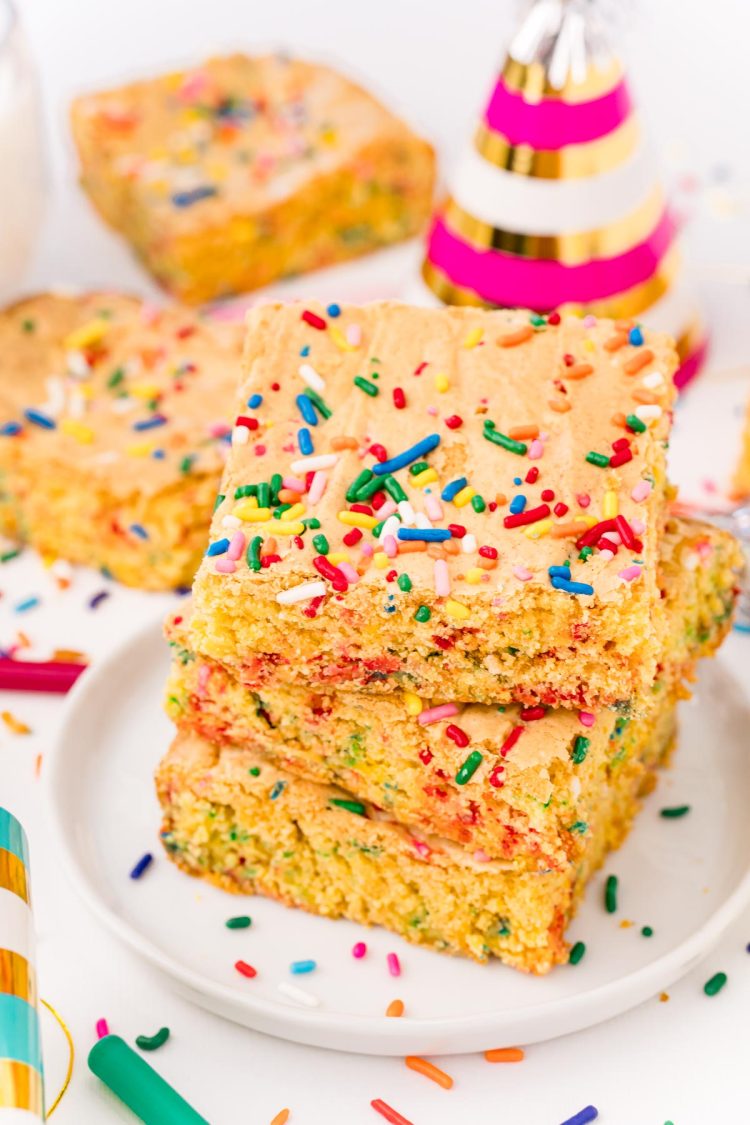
(422, 0, 706, 387)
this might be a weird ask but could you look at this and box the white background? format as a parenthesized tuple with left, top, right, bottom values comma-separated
(2, 0, 750, 1121)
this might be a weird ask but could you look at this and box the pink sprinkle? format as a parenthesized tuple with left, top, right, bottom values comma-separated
(387, 952, 401, 978)
(208, 421, 232, 438)
(619, 565, 642, 582)
(338, 562, 360, 584)
(282, 476, 306, 492)
(96, 1018, 109, 1039)
(139, 303, 162, 326)
(631, 480, 652, 503)
(307, 471, 328, 505)
(178, 70, 209, 100)
(227, 532, 246, 561)
(383, 534, 398, 558)
(411, 839, 431, 859)
(360, 542, 374, 558)
(215, 558, 236, 573)
(579, 712, 596, 727)
(254, 444, 266, 456)
(577, 493, 591, 508)
(631, 517, 646, 535)
(424, 495, 443, 521)
(377, 500, 398, 520)
(527, 438, 544, 460)
(582, 314, 597, 328)
(434, 558, 450, 597)
(418, 703, 459, 726)
(473, 849, 492, 863)
(426, 405, 439, 416)
(513, 566, 533, 581)
(352, 942, 367, 959)
(346, 323, 362, 346)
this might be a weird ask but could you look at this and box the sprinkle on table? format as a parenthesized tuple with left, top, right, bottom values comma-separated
(277, 980, 319, 1007)
(95, 1018, 109, 1040)
(226, 915, 252, 929)
(235, 960, 257, 979)
(371, 1098, 414, 1125)
(641, 926, 654, 937)
(386, 999, 404, 1017)
(270, 1110, 290, 1125)
(404, 1056, 454, 1090)
(290, 960, 316, 975)
(484, 1047, 525, 1062)
(703, 971, 727, 997)
(129, 853, 153, 880)
(604, 875, 618, 914)
(560, 1107, 599, 1125)
(352, 942, 367, 959)
(660, 805, 691, 818)
(569, 941, 586, 965)
(387, 952, 401, 978)
(135, 1027, 170, 1052)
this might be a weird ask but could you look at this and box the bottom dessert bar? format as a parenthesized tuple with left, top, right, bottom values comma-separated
(157, 695, 676, 975)
(732, 396, 750, 499)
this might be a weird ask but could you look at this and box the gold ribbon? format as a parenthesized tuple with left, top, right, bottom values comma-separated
(474, 115, 639, 179)
(0, 949, 37, 1005)
(441, 186, 665, 264)
(0, 848, 28, 903)
(0, 1058, 44, 1113)
(501, 57, 624, 103)
(40, 998, 75, 1118)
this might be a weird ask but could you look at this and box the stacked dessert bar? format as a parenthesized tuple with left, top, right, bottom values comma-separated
(157, 302, 741, 973)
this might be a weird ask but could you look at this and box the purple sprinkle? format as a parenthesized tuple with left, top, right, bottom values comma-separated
(89, 591, 110, 610)
(133, 414, 167, 432)
(130, 853, 153, 880)
(560, 1107, 599, 1125)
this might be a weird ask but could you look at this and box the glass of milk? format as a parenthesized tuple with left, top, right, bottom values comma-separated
(0, 0, 46, 299)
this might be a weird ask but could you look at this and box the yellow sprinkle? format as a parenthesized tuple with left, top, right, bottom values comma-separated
(233, 502, 272, 522)
(338, 511, 378, 530)
(463, 326, 484, 349)
(271, 522, 305, 536)
(602, 490, 619, 519)
(129, 382, 160, 400)
(126, 441, 154, 457)
(243, 496, 258, 509)
(373, 552, 390, 569)
(465, 567, 484, 584)
(320, 126, 338, 146)
(434, 373, 450, 393)
(524, 518, 553, 539)
(2, 711, 31, 735)
(574, 514, 597, 527)
(403, 692, 423, 716)
(284, 503, 306, 521)
(63, 319, 108, 350)
(329, 325, 354, 351)
(327, 552, 350, 565)
(411, 468, 438, 488)
(60, 419, 94, 444)
(445, 599, 470, 621)
(583, 338, 596, 353)
(453, 486, 475, 508)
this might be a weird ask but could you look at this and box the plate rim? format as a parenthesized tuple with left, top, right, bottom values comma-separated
(45, 615, 750, 1055)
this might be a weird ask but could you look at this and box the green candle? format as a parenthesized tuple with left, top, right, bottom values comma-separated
(88, 1034, 209, 1124)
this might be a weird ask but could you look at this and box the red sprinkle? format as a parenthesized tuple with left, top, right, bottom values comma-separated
(445, 724, 470, 748)
(260, 554, 281, 567)
(478, 545, 498, 560)
(343, 528, 363, 547)
(488, 765, 505, 788)
(312, 555, 348, 592)
(301, 309, 326, 330)
(525, 467, 539, 484)
(235, 960, 257, 979)
(369, 444, 388, 463)
(609, 447, 633, 468)
(501, 726, 524, 756)
(234, 415, 259, 431)
(615, 515, 636, 548)
(598, 537, 619, 554)
(386, 569, 398, 582)
(612, 437, 631, 451)
(444, 415, 463, 429)
(503, 504, 550, 529)
(563, 353, 575, 366)
(520, 706, 546, 721)
(418, 748, 434, 765)
(553, 502, 569, 517)
(351, 503, 373, 515)
(448, 523, 466, 538)
(393, 387, 406, 409)
(371, 491, 387, 511)
(413, 362, 428, 376)
(371, 1098, 414, 1125)
(548, 311, 561, 325)
(577, 519, 616, 549)
(577, 493, 591, 508)
(541, 489, 555, 502)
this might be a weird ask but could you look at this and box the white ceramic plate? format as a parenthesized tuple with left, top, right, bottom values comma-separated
(45, 621, 750, 1056)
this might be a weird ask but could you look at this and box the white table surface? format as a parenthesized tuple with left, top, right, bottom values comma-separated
(3, 0, 750, 1121)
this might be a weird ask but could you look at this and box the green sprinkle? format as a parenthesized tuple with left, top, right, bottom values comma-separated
(384, 475, 408, 503)
(0, 548, 21, 564)
(234, 484, 257, 499)
(135, 1027, 170, 1052)
(273, 504, 291, 518)
(302, 517, 321, 529)
(585, 451, 610, 468)
(397, 574, 412, 592)
(529, 313, 546, 327)
(455, 750, 483, 785)
(703, 971, 727, 997)
(605, 874, 618, 914)
(471, 494, 486, 513)
(569, 941, 586, 965)
(226, 915, 252, 929)
(626, 413, 647, 433)
(257, 482, 271, 509)
(578, 546, 594, 562)
(354, 376, 379, 397)
(248, 767, 261, 776)
(304, 387, 332, 419)
(246, 535, 263, 572)
(641, 925, 653, 937)
(414, 605, 431, 623)
(354, 474, 385, 502)
(21, 318, 35, 333)
(660, 805, 691, 818)
(571, 735, 590, 764)
(107, 367, 125, 389)
(483, 421, 527, 455)
(213, 493, 226, 513)
(568, 821, 588, 834)
(409, 461, 430, 476)
(179, 455, 194, 475)
(330, 798, 367, 816)
(269, 474, 283, 504)
(346, 469, 374, 502)
(312, 534, 329, 555)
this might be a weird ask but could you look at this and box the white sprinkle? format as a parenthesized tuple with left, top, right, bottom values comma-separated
(298, 363, 325, 392)
(43, 375, 66, 417)
(232, 425, 250, 446)
(110, 397, 137, 415)
(68, 389, 87, 419)
(379, 515, 401, 543)
(276, 580, 327, 605)
(346, 323, 362, 346)
(66, 350, 91, 379)
(278, 980, 320, 1007)
(397, 500, 417, 527)
(642, 370, 665, 389)
(414, 512, 432, 530)
(462, 533, 477, 554)
(221, 515, 242, 530)
(635, 404, 662, 424)
(290, 453, 338, 473)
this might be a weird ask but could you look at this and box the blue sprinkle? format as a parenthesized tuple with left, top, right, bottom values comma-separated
(129, 523, 149, 540)
(397, 528, 451, 542)
(548, 564, 571, 578)
(290, 959, 317, 974)
(509, 494, 527, 514)
(247, 393, 263, 409)
(296, 394, 318, 426)
(441, 477, 468, 502)
(270, 781, 286, 800)
(629, 326, 644, 346)
(130, 853, 153, 880)
(300, 345, 310, 357)
(89, 591, 110, 610)
(372, 434, 440, 476)
(15, 596, 39, 614)
(133, 414, 167, 431)
(551, 576, 594, 596)
(24, 408, 55, 430)
(560, 1108, 598, 1125)
(0, 422, 22, 436)
(513, 476, 522, 486)
(326, 303, 341, 318)
(206, 538, 230, 556)
(298, 428, 314, 455)
(171, 185, 218, 208)
(151, 449, 166, 460)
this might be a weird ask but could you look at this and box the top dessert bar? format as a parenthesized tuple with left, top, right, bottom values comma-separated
(0, 292, 241, 590)
(71, 54, 435, 304)
(732, 393, 750, 499)
(189, 301, 678, 710)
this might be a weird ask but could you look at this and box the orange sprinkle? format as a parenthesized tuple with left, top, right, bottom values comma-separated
(623, 348, 654, 375)
(498, 325, 533, 347)
(619, 919, 634, 929)
(427, 546, 447, 560)
(405, 1056, 454, 1090)
(508, 424, 539, 441)
(34, 754, 43, 778)
(386, 999, 404, 1017)
(260, 537, 278, 556)
(51, 648, 88, 664)
(551, 522, 585, 539)
(270, 1111, 290, 1125)
(477, 556, 498, 570)
(564, 363, 594, 380)
(330, 436, 358, 451)
(2, 711, 31, 735)
(615, 319, 635, 332)
(484, 1047, 525, 1063)
(610, 412, 628, 429)
(632, 387, 659, 405)
(15, 631, 31, 649)
(443, 540, 460, 556)
(603, 332, 628, 352)
(397, 541, 427, 554)
(659, 992, 670, 1003)
(548, 398, 571, 413)
(277, 488, 300, 503)
(494, 493, 507, 506)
